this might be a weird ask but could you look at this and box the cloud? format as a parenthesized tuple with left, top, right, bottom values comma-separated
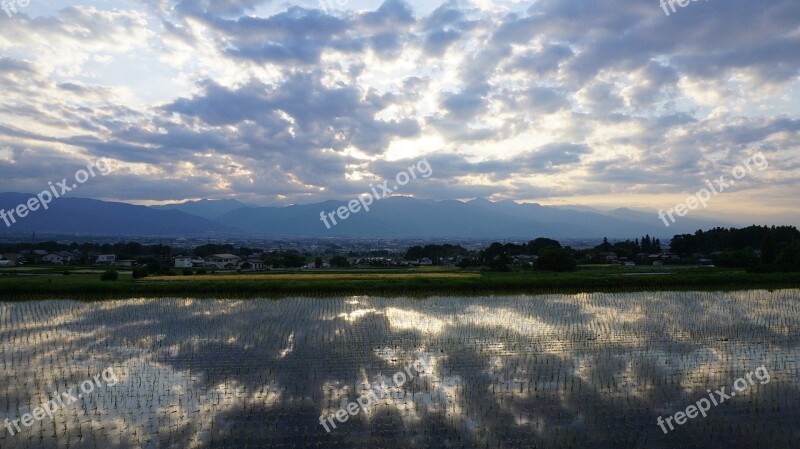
(0, 0, 796, 224)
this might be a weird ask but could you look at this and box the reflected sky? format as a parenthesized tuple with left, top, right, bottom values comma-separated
(0, 291, 798, 448)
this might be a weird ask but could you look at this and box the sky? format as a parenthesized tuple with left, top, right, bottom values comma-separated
(0, 0, 798, 225)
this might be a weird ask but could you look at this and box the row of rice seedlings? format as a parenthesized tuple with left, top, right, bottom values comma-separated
(0, 290, 798, 447)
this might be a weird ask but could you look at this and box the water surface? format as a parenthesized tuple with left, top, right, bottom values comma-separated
(0, 291, 798, 448)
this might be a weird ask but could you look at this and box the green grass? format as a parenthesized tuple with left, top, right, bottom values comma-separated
(0, 265, 798, 300)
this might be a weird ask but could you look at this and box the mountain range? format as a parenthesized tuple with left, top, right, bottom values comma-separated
(0, 193, 237, 237)
(0, 192, 725, 239)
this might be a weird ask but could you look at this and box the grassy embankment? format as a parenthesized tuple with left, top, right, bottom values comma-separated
(0, 265, 798, 300)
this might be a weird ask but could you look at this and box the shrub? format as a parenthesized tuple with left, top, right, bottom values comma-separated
(196, 268, 207, 275)
(100, 270, 119, 281)
(537, 246, 577, 272)
(713, 250, 759, 268)
(182, 268, 193, 276)
(157, 266, 177, 276)
(62, 270, 71, 276)
(132, 267, 148, 279)
(146, 261, 163, 274)
(329, 256, 350, 268)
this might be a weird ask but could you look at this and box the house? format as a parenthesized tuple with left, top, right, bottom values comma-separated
(42, 253, 66, 265)
(174, 256, 193, 268)
(357, 257, 388, 267)
(0, 260, 14, 267)
(238, 259, 265, 271)
(95, 254, 116, 265)
(1, 253, 20, 265)
(419, 258, 433, 266)
(55, 251, 75, 264)
(596, 252, 618, 262)
(623, 261, 636, 267)
(114, 260, 136, 267)
(33, 250, 48, 257)
(204, 254, 240, 269)
(304, 261, 330, 269)
(174, 256, 204, 268)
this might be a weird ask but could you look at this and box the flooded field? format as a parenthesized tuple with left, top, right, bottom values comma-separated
(1, 291, 799, 448)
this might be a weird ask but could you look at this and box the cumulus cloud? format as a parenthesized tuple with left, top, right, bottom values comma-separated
(0, 0, 796, 223)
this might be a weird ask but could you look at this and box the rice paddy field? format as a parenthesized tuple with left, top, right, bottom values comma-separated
(3, 268, 800, 299)
(1, 290, 799, 448)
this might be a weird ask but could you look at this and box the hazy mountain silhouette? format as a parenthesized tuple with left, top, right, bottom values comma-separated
(0, 193, 724, 238)
(0, 193, 239, 236)
(214, 196, 722, 238)
(151, 199, 251, 220)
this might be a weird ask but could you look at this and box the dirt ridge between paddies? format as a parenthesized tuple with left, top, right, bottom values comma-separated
(142, 273, 480, 282)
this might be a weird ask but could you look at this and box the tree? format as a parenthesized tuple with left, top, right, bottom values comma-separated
(457, 258, 475, 268)
(404, 244, 467, 262)
(194, 244, 235, 258)
(536, 246, 577, 272)
(775, 242, 800, 267)
(329, 256, 350, 268)
(527, 238, 561, 255)
(404, 246, 425, 261)
(761, 233, 778, 264)
(487, 254, 511, 272)
(713, 250, 758, 268)
(146, 260, 163, 274)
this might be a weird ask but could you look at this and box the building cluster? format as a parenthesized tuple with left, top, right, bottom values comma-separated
(0, 250, 128, 266)
(586, 250, 682, 266)
(173, 254, 266, 271)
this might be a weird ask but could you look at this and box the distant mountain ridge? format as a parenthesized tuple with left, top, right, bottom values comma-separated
(0, 193, 240, 236)
(211, 196, 723, 239)
(151, 199, 250, 220)
(0, 193, 725, 238)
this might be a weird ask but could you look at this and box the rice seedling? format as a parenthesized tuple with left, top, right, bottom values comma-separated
(0, 290, 797, 448)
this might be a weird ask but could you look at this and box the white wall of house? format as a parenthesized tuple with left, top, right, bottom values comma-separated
(204, 254, 239, 269)
(42, 254, 64, 265)
(174, 257, 193, 268)
(96, 255, 116, 265)
(238, 259, 265, 271)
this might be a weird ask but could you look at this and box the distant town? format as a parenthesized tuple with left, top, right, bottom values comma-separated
(1, 225, 797, 274)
